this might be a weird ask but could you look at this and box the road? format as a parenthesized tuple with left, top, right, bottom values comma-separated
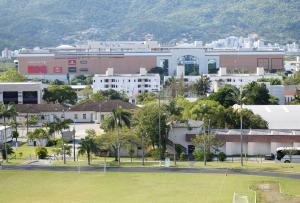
(1, 165, 300, 179)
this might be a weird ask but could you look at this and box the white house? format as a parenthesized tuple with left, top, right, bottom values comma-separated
(0, 126, 12, 144)
(93, 68, 161, 96)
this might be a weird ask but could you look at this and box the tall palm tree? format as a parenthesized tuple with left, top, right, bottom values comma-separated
(165, 100, 183, 166)
(52, 116, 71, 164)
(0, 104, 16, 162)
(107, 106, 131, 165)
(78, 133, 100, 165)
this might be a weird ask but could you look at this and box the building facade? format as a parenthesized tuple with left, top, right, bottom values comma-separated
(17, 41, 285, 82)
(93, 68, 160, 96)
(0, 82, 43, 104)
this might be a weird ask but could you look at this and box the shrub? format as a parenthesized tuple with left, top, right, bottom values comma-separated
(193, 150, 214, 162)
(47, 138, 58, 147)
(150, 148, 160, 160)
(35, 147, 48, 159)
(218, 152, 227, 162)
(179, 152, 187, 161)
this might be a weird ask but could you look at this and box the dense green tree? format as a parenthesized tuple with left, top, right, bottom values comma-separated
(191, 75, 211, 97)
(208, 85, 239, 108)
(189, 100, 225, 128)
(43, 85, 78, 105)
(0, 70, 27, 82)
(133, 103, 168, 158)
(242, 82, 278, 105)
(136, 92, 157, 104)
(71, 75, 93, 85)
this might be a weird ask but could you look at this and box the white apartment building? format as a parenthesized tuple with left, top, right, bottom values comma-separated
(93, 68, 160, 96)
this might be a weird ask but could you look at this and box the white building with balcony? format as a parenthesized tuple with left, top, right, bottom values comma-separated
(93, 68, 160, 96)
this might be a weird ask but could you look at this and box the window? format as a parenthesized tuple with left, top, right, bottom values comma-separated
(138, 85, 141, 88)
(23, 91, 38, 104)
(83, 114, 86, 119)
(74, 114, 78, 119)
(145, 79, 148, 82)
(105, 79, 109, 82)
(68, 67, 77, 73)
(138, 79, 142, 82)
(105, 85, 109, 88)
(112, 79, 115, 82)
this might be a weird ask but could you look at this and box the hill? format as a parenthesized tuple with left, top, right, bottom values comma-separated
(0, 0, 299, 49)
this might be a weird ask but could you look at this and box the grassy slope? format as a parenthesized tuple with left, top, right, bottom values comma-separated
(0, 171, 299, 203)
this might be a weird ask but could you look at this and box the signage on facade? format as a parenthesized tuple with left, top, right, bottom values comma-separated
(53, 66, 63, 73)
(68, 59, 77, 66)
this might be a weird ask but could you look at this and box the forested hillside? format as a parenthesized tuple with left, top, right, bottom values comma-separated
(0, 0, 299, 49)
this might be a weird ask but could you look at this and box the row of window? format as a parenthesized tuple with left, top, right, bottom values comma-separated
(104, 84, 154, 88)
(100, 78, 153, 83)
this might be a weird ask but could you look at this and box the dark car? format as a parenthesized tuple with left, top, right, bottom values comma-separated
(264, 153, 275, 160)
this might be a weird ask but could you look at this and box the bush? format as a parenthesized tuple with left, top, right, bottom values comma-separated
(193, 150, 214, 162)
(35, 147, 48, 159)
(217, 152, 227, 162)
(150, 148, 160, 160)
(47, 138, 58, 147)
(179, 152, 187, 161)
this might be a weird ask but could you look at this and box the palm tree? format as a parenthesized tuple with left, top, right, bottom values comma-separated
(52, 116, 72, 164)
(165, 100, 183, 166)
(164, 76, 184, 98)
(27, 128, 49, 147)
(191, 74, 211, 97)
(78, 132, 100, 165)
(0, 104, 17, 162)
(107, 106, 131, 165)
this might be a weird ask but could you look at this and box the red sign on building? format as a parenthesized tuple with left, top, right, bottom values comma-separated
(28, 65, 47, 74)
(53, 66, 63, 73)
(68, 59, 77, 66)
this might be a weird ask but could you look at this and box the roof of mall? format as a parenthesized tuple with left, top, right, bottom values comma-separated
(242, 105, 300, 130)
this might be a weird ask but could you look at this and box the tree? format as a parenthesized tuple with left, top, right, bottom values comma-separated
(35, 147, 48, 159)
(106, 107, 131, 165)
(0, 104, 17, 162)
(27, 128, 49, 146)
(136, 92, 157, 104)
(208, 85, 239, 108)
(165, 99, 184, 165)
(71, 75, 93, 85)
(51, 116, 72, 164)
(78, 130, 100, 165)
(99, 127, 137, 162)
(1, 144, 14, 160)
(43, 85, 78, 105)
(189, 100, 225, 128)
(289, 89, 300, 104)
(191, 74, 211, 96)
(242, 81, 278, 105)
(164, 76, 184, 98)
(284, 71, 300, 85)
(24, 115, 38, 134)
(133, 103, 168, 158)
(192, 133, 224, 163)
(224, 108, 268, 129)
(0, 70, 27, 82)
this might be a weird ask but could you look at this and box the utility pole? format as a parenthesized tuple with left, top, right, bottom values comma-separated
(240, 86, 244, 167)
(141, 132, 145, 166)
(73, 124, 76, 162)
(203, 117, 206, 166)
(158, 90, 162, 165)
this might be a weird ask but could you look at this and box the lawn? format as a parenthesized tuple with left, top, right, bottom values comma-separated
(0, 171, 299, 203)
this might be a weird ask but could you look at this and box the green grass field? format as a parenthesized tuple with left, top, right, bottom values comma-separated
(0, 171, 299, 203)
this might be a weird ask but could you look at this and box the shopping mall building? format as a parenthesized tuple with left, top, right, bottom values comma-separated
(17, 41, 284, 82)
